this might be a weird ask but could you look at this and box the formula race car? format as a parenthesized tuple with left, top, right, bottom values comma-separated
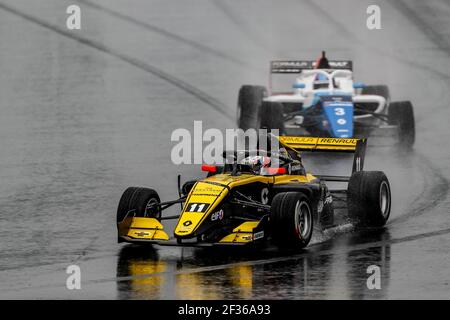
(237, 52, 415, 148)
(117, 136, 391, 249)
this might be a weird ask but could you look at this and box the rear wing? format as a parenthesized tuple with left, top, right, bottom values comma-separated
(270, 60, 353, 74)
(277, 136, 366, 174)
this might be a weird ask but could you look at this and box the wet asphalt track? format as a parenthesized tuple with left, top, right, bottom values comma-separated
(0, 0, 449, 299)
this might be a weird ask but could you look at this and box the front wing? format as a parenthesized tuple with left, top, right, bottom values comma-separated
(118, 217, 266, 247)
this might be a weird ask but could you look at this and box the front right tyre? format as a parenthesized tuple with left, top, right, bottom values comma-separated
(271, 192, 313, 249)
(117, 187, 161, 224)
(117, 187, 162, 243)
(347, 171, 391, 227)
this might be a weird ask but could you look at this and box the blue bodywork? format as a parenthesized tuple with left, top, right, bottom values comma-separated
(322, 99, 354, 138)
(304, 93, 354, 138)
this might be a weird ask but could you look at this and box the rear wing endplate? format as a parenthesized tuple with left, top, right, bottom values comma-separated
(277, 136, 366, 173)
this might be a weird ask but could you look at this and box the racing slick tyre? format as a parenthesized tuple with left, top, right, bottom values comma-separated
(347, 171, 391, 227)
(271, 192, 313, 249)
(361, 85, 390, 102)
(260, 101, 285, 134)
(388, 101, 415, 148)
(237, 85, 267, 130)
(117, 187, 162, 224)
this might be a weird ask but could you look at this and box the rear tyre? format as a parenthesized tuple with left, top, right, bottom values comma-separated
(361, 85, 390, 102)
(117, 187, 161, 224)
(260, 101, 285, 134)
(237, 85, 267, 130)
(347, 171, 391, 227)
(388, 101, 415, 148)
(271, 192, 313, 249)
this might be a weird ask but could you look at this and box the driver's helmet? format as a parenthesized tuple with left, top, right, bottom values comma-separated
(313, 51, 332, 89)
(315, 51, 330, 69)
(313, 72, 330, 89)
(240, 155, 271, 174)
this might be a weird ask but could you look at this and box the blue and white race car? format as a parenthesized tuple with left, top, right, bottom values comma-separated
(237, 52, 415, 148)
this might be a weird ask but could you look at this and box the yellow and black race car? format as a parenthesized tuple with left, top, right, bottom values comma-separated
(117, 136, 391, 249)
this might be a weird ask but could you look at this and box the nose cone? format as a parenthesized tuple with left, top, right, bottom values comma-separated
(174, 181, 228, 238)
(322, 101, 354, 138)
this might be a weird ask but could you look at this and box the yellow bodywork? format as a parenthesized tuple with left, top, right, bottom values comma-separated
(219, 221, 262, 244)
(118, 136, 359, 245)
(174, 172, 318, 239)
(274, 173, 318, 184)
(118, 172, 319, 243)
(118, 216, 169, 241)
(174, 180, 229, 237)
(174, 175, 270, 237)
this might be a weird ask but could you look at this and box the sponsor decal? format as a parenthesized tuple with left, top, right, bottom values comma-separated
(193, 186, 221, 194)
(328, 61, 351, 68)
(183, 220, 193, 227)
(211, 209, 224, 221)
(317, 200, 324, 213)
(318, 138, 357, 145)
(324, 195, 333, 205)
(242, 235, 253, 241)
(323, 101, 352, 106)
(261, 188, 269, 204)
(321, 95, 352, 103)
(253, 231, 264, 240)
(272, 61, 311, 68)
(280, 136, 315, 144)
(135, 231, 150, 237)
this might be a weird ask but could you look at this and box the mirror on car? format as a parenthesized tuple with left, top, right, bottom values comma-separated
(292, 83, 306, 89)
(353, 82, 366, 89)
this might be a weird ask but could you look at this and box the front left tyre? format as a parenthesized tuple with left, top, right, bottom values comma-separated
(237, 85, 267, 130)
(388, 101, 415, 149)
(270, 192, 314, 249)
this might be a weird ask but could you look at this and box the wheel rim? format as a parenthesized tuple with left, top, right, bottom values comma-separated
(294, 200, 312, 239)
(145, 198, 159, 218)
(379, 181, 390, 218)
